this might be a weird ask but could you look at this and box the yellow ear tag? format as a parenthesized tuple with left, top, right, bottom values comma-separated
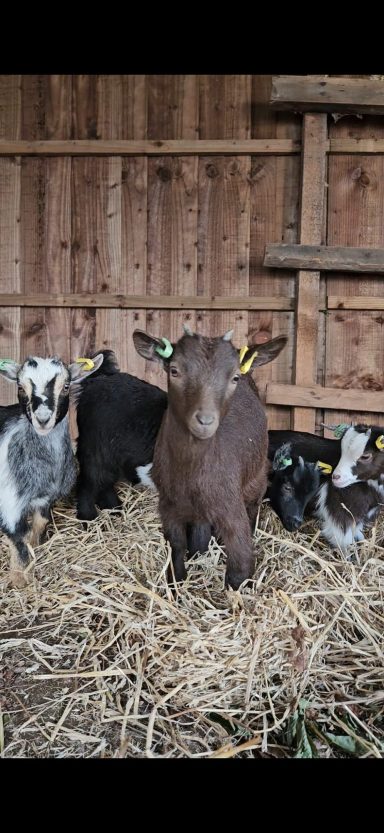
(375, 435, 384, 450)
(240, 349, 258, 375)
(239, 345, 248, 363)
(75, 357, 95, 371)
(317, 460, 333, 475)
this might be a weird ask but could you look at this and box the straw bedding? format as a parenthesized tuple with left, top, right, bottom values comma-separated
(0, 483, 383, 758)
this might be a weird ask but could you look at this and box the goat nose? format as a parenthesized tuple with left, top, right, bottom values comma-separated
(291, 516, 303, 529)
(37, 416, 50, 426)
(195, 411, 214, 426)
(333, 473, 341, 481)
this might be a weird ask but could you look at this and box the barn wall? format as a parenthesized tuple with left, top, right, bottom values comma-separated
(0, 74, 383, 433)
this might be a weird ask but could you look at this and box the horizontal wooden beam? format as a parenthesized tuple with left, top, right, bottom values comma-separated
(0, 293, 294, 311)
(267, 383, 384, 413)
(271, 75, 384, 115)
(264, 244, 384, 274)
(0, 139, 300, 156)
(328, 296, 384, 310)
(1, 138, 384, 157)
(330, 138, 384, 154)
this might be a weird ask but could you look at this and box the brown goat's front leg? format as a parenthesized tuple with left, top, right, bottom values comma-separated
(162, 522, 188, 583)
(217, 507, 256, 591)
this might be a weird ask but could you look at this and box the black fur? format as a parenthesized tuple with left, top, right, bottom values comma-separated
(75, 351, 168, 520)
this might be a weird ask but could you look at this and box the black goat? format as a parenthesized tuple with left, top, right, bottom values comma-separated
(75, 350, 167, 521)
(266, 443, 321, 531)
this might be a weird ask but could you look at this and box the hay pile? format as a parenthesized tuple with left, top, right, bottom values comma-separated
(0, 484, 383, 758)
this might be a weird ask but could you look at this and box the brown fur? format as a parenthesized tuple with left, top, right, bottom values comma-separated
(133, 329, 286, 590)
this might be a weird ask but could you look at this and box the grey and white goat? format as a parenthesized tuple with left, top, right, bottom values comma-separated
(0, 353, 103, 587)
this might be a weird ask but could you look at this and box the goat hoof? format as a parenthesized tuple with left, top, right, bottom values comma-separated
(9, 569, 31, 589)
(225, 571, 253, 591)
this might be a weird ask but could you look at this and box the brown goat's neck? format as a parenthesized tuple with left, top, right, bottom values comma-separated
(163, 409, 215, 461)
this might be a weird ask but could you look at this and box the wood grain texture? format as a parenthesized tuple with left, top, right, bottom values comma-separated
(198, 75, 251, 356)
(146, 76, 199, 389)
(271, 76, 384, 115)
(0, 76, 21, 405)
(328, 296, 384, 310)
(0, 294, 294, 310)
(0, 138, 301, 155)
(325, 150, 384, 429)
(267, 382, 384, 413)
(293, 114, 328, 432)
(264, 243, 384, 272)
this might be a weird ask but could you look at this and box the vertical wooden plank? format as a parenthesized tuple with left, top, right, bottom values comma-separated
(71, 76, 99, 360)
(20, 77, 48, 365)
(325, 150, 384, 433)
(20, 77, 72, 372)
(292, 113, 328, 432)
(146, 75, 198, 389)
(198, 75, 251, 351)
(45, 77, 72, 363)
(95, 75, 147, 378)
(0, 75, 21, 405)
(249, 76, 301, 429)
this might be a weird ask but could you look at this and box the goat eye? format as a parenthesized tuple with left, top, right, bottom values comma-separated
(232, 374, 240, 384)
(17, 385, 24, 395)
(170, 367, 179, 378)
(360, 453, 372, 462)
(282, 483, 292, 493)
(63, 383, 70, 392)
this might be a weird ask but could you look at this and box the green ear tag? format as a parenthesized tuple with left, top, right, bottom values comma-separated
(333, 423, 350, 439)
(155, 337, 173, 359)
(0, 359, 13, 370)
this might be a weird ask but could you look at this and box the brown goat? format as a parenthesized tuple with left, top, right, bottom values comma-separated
(133, 328, 287, 590)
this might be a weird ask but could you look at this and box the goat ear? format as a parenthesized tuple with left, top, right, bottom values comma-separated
(273, 442, 293, 471)
(239, 336, 287, 373)
(132, 330, 173, 367)
(68, 353, 104, 384)
(0, 359, 21, 382)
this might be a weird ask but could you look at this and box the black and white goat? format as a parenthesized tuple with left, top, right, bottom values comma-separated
(74, 350, 167, 521)
(313, 422, 384, 553)
(0, 353, 103, 586)
(267, 428, 384, 553)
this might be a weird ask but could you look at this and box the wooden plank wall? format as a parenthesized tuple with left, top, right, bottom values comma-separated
(1, 74, 384, 434)
(324, 103, 384, 436)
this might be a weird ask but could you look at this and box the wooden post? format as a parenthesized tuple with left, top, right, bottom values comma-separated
(292, 113, 328, 432)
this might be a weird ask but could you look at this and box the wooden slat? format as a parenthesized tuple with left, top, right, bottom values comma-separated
(330, 139, 384, 154)
(250, 77, 300, 429)
(271, 76, 384, 115)
(20, 78, 49, 365)
(267, 383, 384, 413)
(328, 296, 384, 310)
(0, 76, 21, 405)
(0, 138, 301, 156)
(146, 76, 199, 389)
(44, 78, 72, 363)
(0, 294, 294, 310)
(325, 145, 384, 431)
(293, 113, 328, 433)
(198, 75, 252, 351)
(265, 243, 384, 273)
(94, 77, 123, 372)
(6, 136, 384, 156)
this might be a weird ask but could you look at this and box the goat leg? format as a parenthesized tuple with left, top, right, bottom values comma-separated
(8, 518, 31, 588)
(186, 522, 212, 558)
(217, 509, 256, 591)
(162, 521, 188, 583)
(29, 504, 50, 548)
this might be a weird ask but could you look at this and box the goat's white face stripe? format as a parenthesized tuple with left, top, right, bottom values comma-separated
(18, 357, 68, 436)
(332, 427, 368, 488)
(19, 359, 62, 397)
